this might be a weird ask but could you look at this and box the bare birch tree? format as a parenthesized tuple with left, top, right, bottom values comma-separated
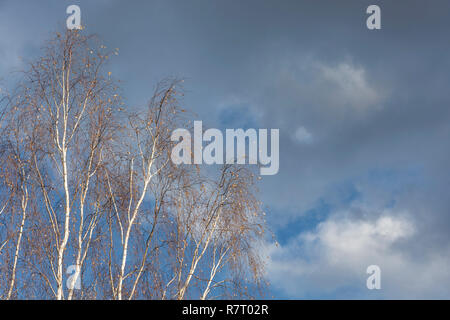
(0, 96, 32, 299)
(0, 29, 268, 300)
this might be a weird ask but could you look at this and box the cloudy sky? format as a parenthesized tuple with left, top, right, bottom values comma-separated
(1, 0, 450, 299)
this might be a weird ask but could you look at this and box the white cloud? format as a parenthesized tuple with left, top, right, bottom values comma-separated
(319, 62, 382, 111)
(293, 126, 313, 144)
(266, 207, 450, 298)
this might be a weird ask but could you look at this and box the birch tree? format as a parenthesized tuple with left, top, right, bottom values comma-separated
(0, 95, 33, 299)
(162, 164, 266, 300)
(0, 29, 268, 300)
(2, 30, 120, 299)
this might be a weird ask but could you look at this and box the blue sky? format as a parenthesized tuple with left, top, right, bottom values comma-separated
(2, 0, 450, 299)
